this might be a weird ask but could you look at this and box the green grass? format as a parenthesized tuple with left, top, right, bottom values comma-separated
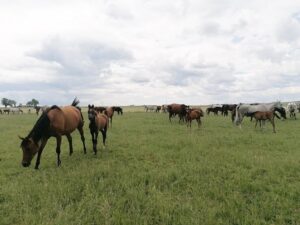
(0, 112, 299, 225)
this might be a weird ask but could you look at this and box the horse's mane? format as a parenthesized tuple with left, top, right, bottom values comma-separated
(25, 105, 61, 144)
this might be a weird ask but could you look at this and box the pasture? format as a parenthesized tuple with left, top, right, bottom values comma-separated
(0, 110, 299, 225)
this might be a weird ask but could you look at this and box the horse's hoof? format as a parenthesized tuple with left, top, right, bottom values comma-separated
(34, 166, 39, 170)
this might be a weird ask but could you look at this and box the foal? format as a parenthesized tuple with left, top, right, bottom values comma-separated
(88, 105, 109, 155)
(186, 108, 204, 128)
(253, 111, 277, 133)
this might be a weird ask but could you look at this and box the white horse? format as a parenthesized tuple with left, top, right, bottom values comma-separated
(287, 102, 297, 119)
(234, 102, 283, 128)
(144, 105, 156, 112)
(9, 108, 24, 114)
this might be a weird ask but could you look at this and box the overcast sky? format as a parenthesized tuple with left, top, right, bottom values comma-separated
(0, 0, 300, 106)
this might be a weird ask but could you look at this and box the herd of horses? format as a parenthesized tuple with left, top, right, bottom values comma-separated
(16, 98, 299, 169)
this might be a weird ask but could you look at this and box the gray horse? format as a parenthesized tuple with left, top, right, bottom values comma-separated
(234, 102, 283, 128)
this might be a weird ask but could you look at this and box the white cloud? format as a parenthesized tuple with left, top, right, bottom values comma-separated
(0, 0, 300, 106)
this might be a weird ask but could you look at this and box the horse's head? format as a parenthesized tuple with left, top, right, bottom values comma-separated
(88, 104, 96, 121)
(19, 136, 39, 167)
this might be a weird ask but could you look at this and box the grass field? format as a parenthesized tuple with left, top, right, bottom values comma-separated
(0, 111, 299, 225)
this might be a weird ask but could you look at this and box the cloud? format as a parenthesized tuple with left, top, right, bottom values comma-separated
(1, 0, 300, 106)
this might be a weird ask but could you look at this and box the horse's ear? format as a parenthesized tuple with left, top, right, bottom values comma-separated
(18, 135, 25, 141)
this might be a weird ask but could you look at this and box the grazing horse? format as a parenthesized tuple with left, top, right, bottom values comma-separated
(112, 106, 123, 115)
(186, 108, 204, 128)
(10, 108, 23, 114)
(161, 105, 168, 113)
(0, 109, 2, 114)
(206, 105, 222, 115)
(234, 102, 283, 128)
(254, 111, 278, 133)
(88, 105, 109, 155)
(104, 107, 114, 127)
(3, 109, 10, 114)
(19, 98, 87, 169)
(167, 103, 188, 122)
(287, 102, 297, 119)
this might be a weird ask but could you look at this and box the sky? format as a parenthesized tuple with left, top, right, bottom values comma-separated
(0, 0, 300, 106)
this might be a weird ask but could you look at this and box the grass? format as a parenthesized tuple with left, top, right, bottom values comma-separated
(0, 111, 299, 225)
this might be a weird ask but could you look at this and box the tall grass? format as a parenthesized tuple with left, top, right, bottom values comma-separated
(0, 112, 299, 225)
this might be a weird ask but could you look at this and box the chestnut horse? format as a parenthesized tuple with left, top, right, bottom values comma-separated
(186, 108, 204, 128)
(104, 107, 114, 127)
(167, 104, 188, 123)
(253, 111, 278, 133)
(88, 105, 109, 154)
(19, 98, 86, 169)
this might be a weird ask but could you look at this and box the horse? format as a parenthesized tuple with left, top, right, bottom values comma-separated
(206, 105, 222, 115)
(155, 106, 161, 113)
(167, 103, 188, 123)
(95, 106, 106, 113)
(9, 108, 23, 114)
(0, 109, 2, 114)
(34, 106, 41, 115)
(3, 109, 10, 114)
(253, 111, 278, 133)
(34, 106, 48, 115)
(161, 105, 168, 113)
(104, 107, 114, 127)
(287, 102, 297, 119)
(222, 104, 237, 116)
(19, 98, 87, 169)
(88, 105, 109, 155)
(144, 105, 156, 112)
(234, 102, 283, 128)
(112, 106, 123, 115)
(186, 108, 204, 128)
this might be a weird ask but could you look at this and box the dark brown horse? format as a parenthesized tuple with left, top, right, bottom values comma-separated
(104, 107, 114, 127)
(19, 98, 86, 169)
(112, 106, 123, 115)
(156, 106, 161, 113)
(88, 105, 109, 155)
(0, 109, 2, 114)
(254, 111, 278, 133)
(167, 104, 188, 122)
(95, 106, 106, 113)
(186, 108, 204, 128)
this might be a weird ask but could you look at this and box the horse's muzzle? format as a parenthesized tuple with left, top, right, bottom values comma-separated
(22, 161, 30, 167)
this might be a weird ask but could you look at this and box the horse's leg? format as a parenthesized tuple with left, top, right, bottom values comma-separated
(270, 118, 276, 133)
(100, 128, 107, 147)
(34, 138, 48, 169)
(94, 131, 99, 155)
(111, 117, 112, 128)
(197, 118, 200, 128)
(66, 134, 73, 156)
(255, 119, 258, 128)
(169, 112, 172, 123)
(55, 135, 62, 167)
(90, 129, 95, 153)
(78, 126, 87, 154)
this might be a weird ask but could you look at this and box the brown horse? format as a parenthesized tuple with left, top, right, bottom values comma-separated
(19, 98, 86, 169)
(186, 108, 204, 128)
(88, 105, 109, 154)
(167, 103, 188, 123)
(104, 107, 114, 127)
(254, 111, 277, 133)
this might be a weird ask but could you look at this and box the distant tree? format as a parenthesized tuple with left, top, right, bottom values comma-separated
(31, 99, 39, 107)
(8, 100, 16, 107)
(1, 98, 9, 107)
(26, 101, 33, 107)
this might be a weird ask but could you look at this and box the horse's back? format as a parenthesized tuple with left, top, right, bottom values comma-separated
(96, 114, 108, 129)
(48, 106, 82, 134)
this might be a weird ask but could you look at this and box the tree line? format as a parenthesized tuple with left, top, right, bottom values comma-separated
(1, 98, 39, 107)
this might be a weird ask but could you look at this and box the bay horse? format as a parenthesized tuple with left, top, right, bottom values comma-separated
(19, 98, 87, 169)
(88, 105, 109, 155)
(186, 108, 204, 128)
(104, 107, 114, 127)
(167, 103, 188, 123)
(254, 111, 278, 133)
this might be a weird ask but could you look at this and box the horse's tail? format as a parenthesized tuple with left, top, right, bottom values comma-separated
(71, 97, 80, 107)
(274, 112, 281, 119)
(234, 104, 240, 125)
